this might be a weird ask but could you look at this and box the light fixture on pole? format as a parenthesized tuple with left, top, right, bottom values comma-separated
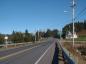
(4, 36, 8, 48)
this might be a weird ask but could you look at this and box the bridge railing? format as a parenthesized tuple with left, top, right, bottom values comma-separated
(0, 40, 47, 48)
(62, 47, 77, 64)
(58, 40, 78, 64)
(0, 42, 32, 48)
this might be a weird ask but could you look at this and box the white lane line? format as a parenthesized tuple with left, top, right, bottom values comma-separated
(0, 45, 41, 60)
(35, 43, 54, 64)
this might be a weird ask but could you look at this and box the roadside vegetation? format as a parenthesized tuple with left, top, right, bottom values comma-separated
(75, 35, 86, 41)
(0, 29, 60, 44)
(62, 20, 86, 41)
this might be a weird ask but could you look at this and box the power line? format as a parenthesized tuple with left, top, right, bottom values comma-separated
(75, 7, 86, 20)
(70, 1, 86, 23)
(63, 1, 86, 27)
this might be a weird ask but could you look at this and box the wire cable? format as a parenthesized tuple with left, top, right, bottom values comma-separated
(75, 7, 86, 20)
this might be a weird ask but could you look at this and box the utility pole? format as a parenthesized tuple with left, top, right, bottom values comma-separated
(38, 30, 39, 41)
(60, 30, 62, 43)
(71, 0, 76, 47)
(35, 32, 36, 42)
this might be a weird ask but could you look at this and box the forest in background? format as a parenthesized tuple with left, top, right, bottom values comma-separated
(0, 29, 59, 44)
(62, 20, 86, 38)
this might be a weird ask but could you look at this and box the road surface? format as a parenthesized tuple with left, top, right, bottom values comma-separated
(0, 39, 54, 64)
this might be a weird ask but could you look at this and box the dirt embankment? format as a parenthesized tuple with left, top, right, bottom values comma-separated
(61, 40, 86, 64)
(77, 30, 86, 36)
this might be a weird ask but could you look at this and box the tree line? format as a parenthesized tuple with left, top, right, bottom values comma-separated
(62, 20, 86, 38)
(0, 29, 59, 44)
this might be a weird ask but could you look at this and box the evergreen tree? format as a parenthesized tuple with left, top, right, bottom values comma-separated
(0, 34, 4, 44)
(84, 20, 86, 29)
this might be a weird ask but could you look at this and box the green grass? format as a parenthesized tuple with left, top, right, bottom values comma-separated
(65, 35, 86, 42)
(75, 35, 86, 41)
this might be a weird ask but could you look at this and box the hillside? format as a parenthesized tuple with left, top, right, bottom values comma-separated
(77, 30, 86, 36)
(62, 20, 86, 38)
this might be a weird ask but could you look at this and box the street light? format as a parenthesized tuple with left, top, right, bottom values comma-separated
(4, 36, 8, 48)
(64, 11, 68, 13)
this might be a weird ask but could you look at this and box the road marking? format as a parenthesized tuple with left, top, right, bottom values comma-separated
(35, 42, 54, 64)
(0, 45, 41, 60)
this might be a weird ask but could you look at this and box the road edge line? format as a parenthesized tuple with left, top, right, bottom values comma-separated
(35, 42, 54, 64)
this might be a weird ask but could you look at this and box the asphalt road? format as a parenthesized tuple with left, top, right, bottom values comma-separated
(0, 38, 54, 64)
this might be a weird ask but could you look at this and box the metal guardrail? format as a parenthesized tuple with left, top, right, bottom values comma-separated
(35, 42, 55, 64)
(0, 39, 48, 48)
(62, 48, 76, 64)
(0, 42, 32, 48)
(58, 40, 78, 64)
